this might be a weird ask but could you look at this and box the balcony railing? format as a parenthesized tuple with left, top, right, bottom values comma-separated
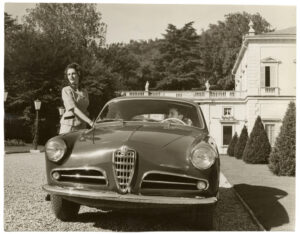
(260, 87, 280, 96)
(119, 90, 247, 99)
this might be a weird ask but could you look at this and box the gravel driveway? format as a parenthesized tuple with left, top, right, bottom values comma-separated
(4, 153, 259, 231)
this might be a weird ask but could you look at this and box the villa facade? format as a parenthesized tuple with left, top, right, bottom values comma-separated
(121, 26, 296, 154)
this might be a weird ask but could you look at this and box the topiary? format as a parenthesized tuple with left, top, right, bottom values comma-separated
(234, 126, 248, 159)
(227, 132, 238, 156)
(269, 102, 296, 176)
(242, 116, 271, 164)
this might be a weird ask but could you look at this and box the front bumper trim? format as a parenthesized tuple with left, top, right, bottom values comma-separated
(43, 184, 217, 205)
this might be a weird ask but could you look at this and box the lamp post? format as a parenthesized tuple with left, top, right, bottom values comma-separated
(32, 99, 41, 150)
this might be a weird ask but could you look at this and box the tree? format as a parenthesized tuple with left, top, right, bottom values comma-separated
(98, 44, 141, 90)
(227, 132, 238, 156)
(154, 22, 206, 90)
(269, 102, 296, 176)
(242, 116, 271, 164)
(234, 126, 248, 159)
(199, 12, 273, 90)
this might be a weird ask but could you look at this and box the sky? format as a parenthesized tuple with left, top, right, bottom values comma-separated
(4, 1, 296, 44)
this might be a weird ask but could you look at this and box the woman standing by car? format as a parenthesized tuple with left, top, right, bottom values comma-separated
(59, 63, 94, 134)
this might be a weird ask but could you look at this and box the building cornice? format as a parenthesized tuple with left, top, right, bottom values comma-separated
(195, 95, 296, 104)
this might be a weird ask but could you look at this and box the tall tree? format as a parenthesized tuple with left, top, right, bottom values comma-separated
(234, 126, 248, 159)
(269, 102, 296, 176)
(154, 22, 206, 90)
(227, 132, 238, 156)
(242, 116, 271, 164)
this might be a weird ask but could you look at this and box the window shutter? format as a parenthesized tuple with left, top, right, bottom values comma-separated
(270, 66, 276, 87)
(260, 66, 265, 87)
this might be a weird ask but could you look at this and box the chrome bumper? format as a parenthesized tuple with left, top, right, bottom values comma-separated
(43, 184, 218, 205)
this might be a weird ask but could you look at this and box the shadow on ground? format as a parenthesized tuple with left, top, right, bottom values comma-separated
(234, 183, 289, 231)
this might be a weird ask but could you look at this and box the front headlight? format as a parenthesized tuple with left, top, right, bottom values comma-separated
(190, 144, 217, 170)
(45, 138, 67, 162)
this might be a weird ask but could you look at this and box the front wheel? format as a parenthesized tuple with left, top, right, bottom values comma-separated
(51, 195, 80, 221)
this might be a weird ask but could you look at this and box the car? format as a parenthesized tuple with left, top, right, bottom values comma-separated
(43, 96, 220, 230)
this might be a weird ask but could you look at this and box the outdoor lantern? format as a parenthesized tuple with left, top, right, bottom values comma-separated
(34, 99, 42, 110)
(4, 91, 8, 102)
(32, 99, 42, 151)
(58, 106, 65, 116)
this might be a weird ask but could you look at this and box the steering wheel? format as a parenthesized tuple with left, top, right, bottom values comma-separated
(161, 118, 186, 125)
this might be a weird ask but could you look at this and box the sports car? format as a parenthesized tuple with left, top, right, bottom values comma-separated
(43, 96, 220, 229)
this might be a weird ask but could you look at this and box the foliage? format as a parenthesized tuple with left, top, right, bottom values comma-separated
(234, 126, 248, 159)
(154, 22, 206, 90)
(227, 132, 238, 156)
(242, 116, 271, 164)
(269, 102, 296, 176)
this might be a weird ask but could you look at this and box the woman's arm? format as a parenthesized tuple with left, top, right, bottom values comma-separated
(73, 107, 94, 127)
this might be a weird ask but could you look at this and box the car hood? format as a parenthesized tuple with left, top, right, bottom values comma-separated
(69, 122, 207, 153)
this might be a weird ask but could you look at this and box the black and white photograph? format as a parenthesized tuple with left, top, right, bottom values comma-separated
(2, 0, 297, 232)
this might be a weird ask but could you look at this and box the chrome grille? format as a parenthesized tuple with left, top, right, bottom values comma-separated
(141, 172, 208, 191)
(51, 168, 107, 185)
(112, 146, 136, 194)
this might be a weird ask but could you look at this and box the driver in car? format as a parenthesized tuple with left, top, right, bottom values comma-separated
(167, 107, 192, 126)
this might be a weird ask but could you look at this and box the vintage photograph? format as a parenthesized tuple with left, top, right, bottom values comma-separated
(3, 0, 296, 231)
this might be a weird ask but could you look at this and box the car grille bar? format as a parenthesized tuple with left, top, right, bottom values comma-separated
(51, 168, 107, 185)
(141, 171, 208, 191)
(112, 146, 136, 194)
(142, 179, 196, 186)
(61, 174, 106, 180)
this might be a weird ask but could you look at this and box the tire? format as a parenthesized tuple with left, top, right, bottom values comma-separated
(51, 195, 80, 221)
(190, 205, 216, 231)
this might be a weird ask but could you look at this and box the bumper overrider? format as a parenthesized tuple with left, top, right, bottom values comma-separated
(43, 184, 218, 209)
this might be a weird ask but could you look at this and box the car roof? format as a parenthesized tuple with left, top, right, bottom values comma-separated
(109, 96, 200, 107)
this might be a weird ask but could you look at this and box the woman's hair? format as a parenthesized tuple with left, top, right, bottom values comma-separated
(64, 62, 83, 87)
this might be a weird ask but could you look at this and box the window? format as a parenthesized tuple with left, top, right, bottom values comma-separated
(260, 63, 277, 88)
(265, 124, 275, 146)
(265, 66, 270, 87)
(223, 107, 232, 117)
(223, 125, 232, 146)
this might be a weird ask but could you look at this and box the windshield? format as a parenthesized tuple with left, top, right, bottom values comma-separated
(97, 99, 204, 128)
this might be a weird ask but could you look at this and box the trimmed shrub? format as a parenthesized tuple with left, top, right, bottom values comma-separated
(227, 132, 238, 156)
(234, 126, 248, 159)
(269, 102, 296, 176)
(242, 116, 271, 164)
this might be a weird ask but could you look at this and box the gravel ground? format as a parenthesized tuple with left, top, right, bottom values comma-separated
(4, 153, 259, 231)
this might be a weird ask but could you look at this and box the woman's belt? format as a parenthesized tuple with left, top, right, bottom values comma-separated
(64, 116, 75, 120)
